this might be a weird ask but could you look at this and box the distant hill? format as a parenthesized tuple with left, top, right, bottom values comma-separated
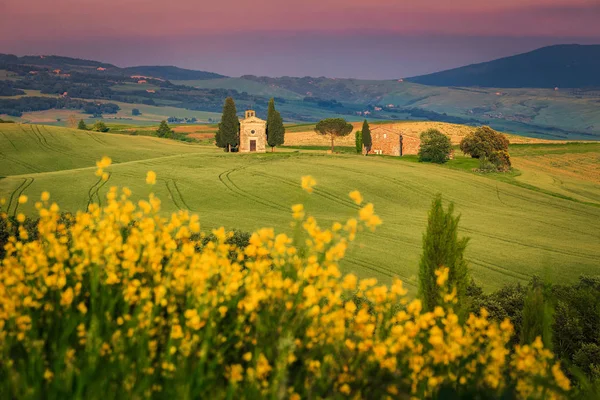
(122, 66, 225, 81)
(406, 44, 600, 88)
(0, 54, 225, 80)
(0, 54, 116, 70)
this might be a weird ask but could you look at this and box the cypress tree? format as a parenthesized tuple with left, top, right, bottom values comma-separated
(266, 98, 285, 151)
(215, 123, 225, 149)
(355, 130, 363, 154)
(219, 97, 239, 152)
(361, 119, 372, 155)
(156, 120, 173, 138)
(520, 283, 554, 349)
(418, 195, 470, 313)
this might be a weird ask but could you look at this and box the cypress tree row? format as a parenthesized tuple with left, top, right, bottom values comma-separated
(361, 119, 372, 155)
(418, 195, 470, 313)
(218, 97, 239, 152)
(266, 98, 285, 152)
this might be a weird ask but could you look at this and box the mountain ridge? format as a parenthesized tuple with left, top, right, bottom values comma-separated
(406, 44, 600, 88)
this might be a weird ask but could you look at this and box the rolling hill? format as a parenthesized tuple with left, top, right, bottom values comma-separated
(1, 124, 599, 293)
(0, 53, 225, 81)
(406, 44, 600, 88)
(122, 66, 226, 81)
(2, 49, 600, 140)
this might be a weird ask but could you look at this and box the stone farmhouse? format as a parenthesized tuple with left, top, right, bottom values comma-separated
(239, 110, 267, 153)
(365, 126, 420, 156)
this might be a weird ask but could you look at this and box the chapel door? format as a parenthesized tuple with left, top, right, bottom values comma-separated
(250, 140, 256, 152)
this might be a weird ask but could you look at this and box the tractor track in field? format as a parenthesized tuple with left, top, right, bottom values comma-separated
(469, 257, 531, 281)
(93, 173, 111, 206)
(86, 173, 111, 208)
(172, 180, 192, 211)
(21, 125, 50, 152)
(250, 171, 360, 211)
(218, 166, 289, 213)
(305, 159, 434, 201)
(85, 131, 108, 145)
(0, 129, 18, 151)
(165, 179, 191, 211)
(0, 150, 42, 174)
(36, 125, 66, 153)
(6, 177, 34, 216)
(33, 125, 71, 154)
(6, 178, 28, 214)
(87, 177, 103, 209)
(460, 226, 599, 261)
(497, 182, 600, 219)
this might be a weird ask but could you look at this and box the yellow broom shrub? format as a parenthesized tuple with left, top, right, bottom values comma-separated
(0, 159, 570, 399)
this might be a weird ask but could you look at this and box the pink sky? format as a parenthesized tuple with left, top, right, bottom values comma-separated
(2, 0, 599, 39)
(1, 0, 599, 78)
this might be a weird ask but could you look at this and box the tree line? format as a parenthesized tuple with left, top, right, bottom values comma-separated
(0, 96, 120, 117)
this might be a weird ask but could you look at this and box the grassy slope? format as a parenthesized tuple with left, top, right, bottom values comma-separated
(1, 124, 599, 293)
(172, 78, 304, 100)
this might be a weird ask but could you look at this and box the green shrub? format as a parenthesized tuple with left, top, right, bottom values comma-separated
(92, 121, 109, 132)
(460, 126, 509, 159)
(489, 150, 512, 171)
(418, 129, 452, 164)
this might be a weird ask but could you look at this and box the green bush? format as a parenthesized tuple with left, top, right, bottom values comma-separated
(489, 150, 512, 171)
(460, 126, 509, 159)
(92, 121, 109, 132)
(418, 129, 452, 164)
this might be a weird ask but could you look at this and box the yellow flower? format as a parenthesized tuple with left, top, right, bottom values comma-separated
(349, 190, 363, 205)
(291, 204, 305, 220)
(552, 363, 571, 391)
(218, 306, 228, 317)
(44, 369, 54, 381)
(41, 191, 50, 201)
(77, 302, 88, 314)
(146, 171, 157, 185)
(243, 352, 252, 362)
(301, 175, 316, 193)
(339, 383, 351, 394)
(435, 267, 449, 287)
(18, 195, 28, 204)
(359, 203, 374, 221)
(342, 274, 358, 290)
(16, 213, 26, 223)
(256, 354, 272, 379)
(226, 364, 244, 384)
(96, 156, 112, 168)
(60, 288, 74, 307)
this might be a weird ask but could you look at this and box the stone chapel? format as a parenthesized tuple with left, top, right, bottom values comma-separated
(239, 110, 266, 153)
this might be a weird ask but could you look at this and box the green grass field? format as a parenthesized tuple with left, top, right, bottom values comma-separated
(1, 124, 599, 293)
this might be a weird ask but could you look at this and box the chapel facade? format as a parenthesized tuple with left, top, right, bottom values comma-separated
(239, 110, 267, 153)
